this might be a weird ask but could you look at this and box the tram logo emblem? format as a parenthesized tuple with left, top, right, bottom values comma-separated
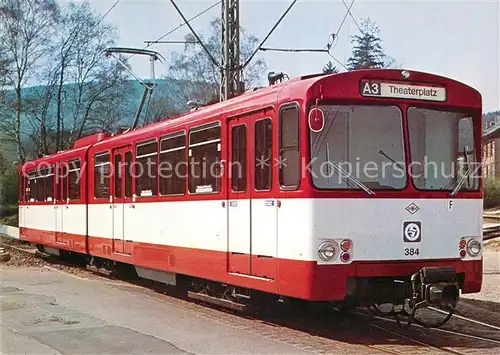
(403, 222, 421, 243)
(405, 203, 420, 215)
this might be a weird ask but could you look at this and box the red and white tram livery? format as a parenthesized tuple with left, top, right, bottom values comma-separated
(18, 69, 483, 313)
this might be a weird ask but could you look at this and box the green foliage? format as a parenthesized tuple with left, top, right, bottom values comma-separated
(0, 213, 18, 227)
(322, 61, 339, 74)
(346, 18, 393, 70)
(1, 168, 18, 206)
(0, 205, 17, 218)
(0, 150, 18, 207)
(484, 178, 500, 209)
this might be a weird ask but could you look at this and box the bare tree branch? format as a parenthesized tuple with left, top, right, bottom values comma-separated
(0, 0, 59, 163)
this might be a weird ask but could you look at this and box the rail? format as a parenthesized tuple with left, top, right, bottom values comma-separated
(484, 224, 500, 241)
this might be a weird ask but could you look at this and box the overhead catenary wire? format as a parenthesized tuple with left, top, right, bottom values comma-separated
(58, 0, 122, 60)
(252, 0, 352, 72)
(143, 40, 199, 45)
(94, 0, 122, 31)
(260, 47, 329, 53)
(327, 52, 349, 71)
(328, 0, 356, 51)
(242, 0, 298, 69)
(126, 1, 221, 61)
(341, 0, 363, 34)
(168, 0, 220, 68)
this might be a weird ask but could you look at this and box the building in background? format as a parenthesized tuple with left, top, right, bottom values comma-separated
(483, 114, 500, 178)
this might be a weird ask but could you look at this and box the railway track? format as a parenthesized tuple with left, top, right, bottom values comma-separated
(354, 309, 500, 352)
(484, 224, 500, 241)
(1, 238, 499, 355)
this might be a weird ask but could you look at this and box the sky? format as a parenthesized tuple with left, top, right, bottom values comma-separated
(64, 0, 500, 112)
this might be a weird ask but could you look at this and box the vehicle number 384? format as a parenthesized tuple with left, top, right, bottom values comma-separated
(404, 248, 420, 256)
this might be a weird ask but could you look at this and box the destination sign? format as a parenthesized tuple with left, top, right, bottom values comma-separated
(360, 81, 446, 102)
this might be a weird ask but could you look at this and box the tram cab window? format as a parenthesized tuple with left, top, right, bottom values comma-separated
(309, 105, 405, 190)
(188, 124, 221, 194)
(135, 140, 158, 197)
(68, 159, 81, 201)
(255, 118, 273, 191)
(408, 108, 478, 191)
(279, 106, 300, 188)
(159, 133, 186, 196)
(94, 152, 110, 199)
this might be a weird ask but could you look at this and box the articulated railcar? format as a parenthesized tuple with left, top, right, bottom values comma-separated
(18, 69, 483, 323)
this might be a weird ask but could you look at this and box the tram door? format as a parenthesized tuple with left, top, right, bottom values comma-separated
(227, 114, 277, 279)
(112, 146, 131, 254)
(228, 118, 252, 274)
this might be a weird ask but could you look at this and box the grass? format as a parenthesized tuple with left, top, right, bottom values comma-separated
(0, 214, 18, 227)
(0, 205, 18, 227)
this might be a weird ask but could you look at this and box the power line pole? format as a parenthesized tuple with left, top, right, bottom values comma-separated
(220, 0, 241, 101)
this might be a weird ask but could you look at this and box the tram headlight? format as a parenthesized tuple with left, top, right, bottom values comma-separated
(466, 239, 482, 257)
(318, 241, 338, 262)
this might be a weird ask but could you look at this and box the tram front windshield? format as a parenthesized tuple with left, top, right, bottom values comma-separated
(309, 104, 479, 193)
(309, 105, 406, 190)
(407, 107, 478, 192)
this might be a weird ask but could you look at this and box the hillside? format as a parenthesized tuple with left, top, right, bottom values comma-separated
(0, 78, 191, 130)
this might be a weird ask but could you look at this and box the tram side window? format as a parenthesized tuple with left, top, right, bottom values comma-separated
(188, 124, 221, 194)
(159, 133, 186, 196)
(136, 140, 158, 197)
(36, 169, 45, 202)
(231, 125, 246, 192)
(45, 166, 54, 201)
(68, 159, 81, 201)
(56, 167, 61, 201)
(62, 165, 68, 201)
(94, 152, 110, 199)
(19, 174, 24, 202)
(255, 118, 273, 191)
(28, 172, 37, 202)
(125, 151, 133, 198)
(279, 106, 300, 188)
(114, 154, 122, 199)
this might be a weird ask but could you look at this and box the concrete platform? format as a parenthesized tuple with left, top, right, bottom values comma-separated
(0, 268, 312, 354)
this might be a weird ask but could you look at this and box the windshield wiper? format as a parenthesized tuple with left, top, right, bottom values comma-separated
(450, 163, 480, 196)
(329, 161, 375, 195)
(379, 149, 406, 171)
(450, 148, 478, 196)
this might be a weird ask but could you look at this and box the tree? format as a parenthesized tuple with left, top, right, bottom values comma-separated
(322, 61, 339, 74)
(0, 0, 59, 164)
(52, 2, 131, 150)
(167, 17, 267, 104)
(346, 18, 394, 70)
(140, 83, 184, 126)
(17, 2, 131, 156)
